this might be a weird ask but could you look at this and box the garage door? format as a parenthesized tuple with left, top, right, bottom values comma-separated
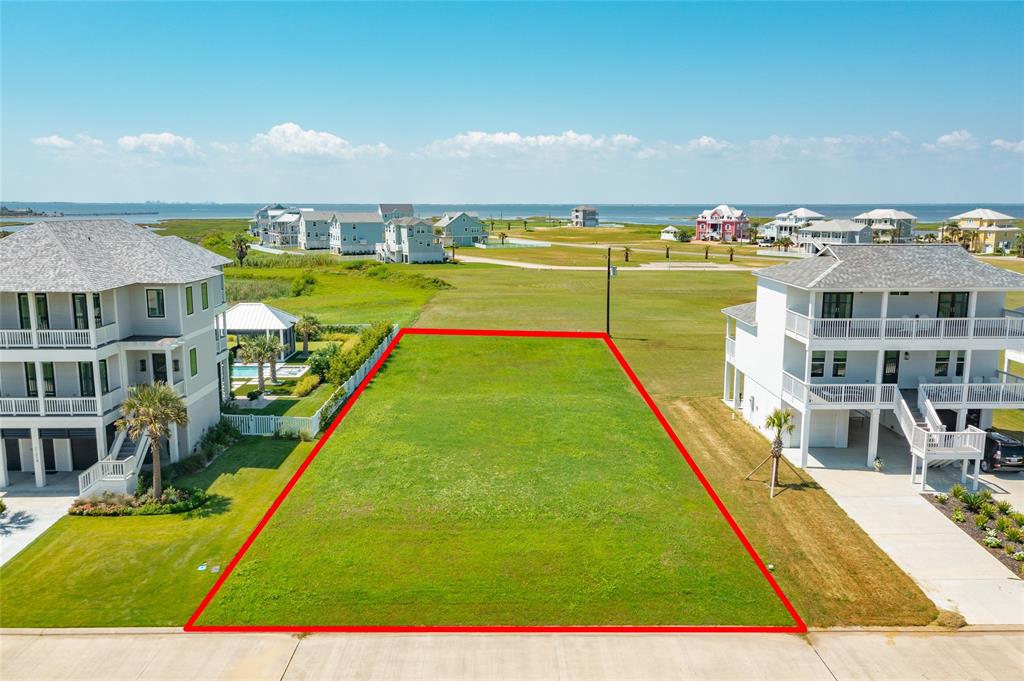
(70, 438, 99, 470)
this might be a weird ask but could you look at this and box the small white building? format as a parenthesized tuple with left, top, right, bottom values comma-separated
(798, 219, 873, 254)
(722, 244, 1024, 487)
(222, 303, 298, 360)
(297, 210, 334, 251)
(660, 226, 681, 241)
(376, 217, 445, 264)
(435, 212, 486, 247)
(571, 205, 599, 227)
(853, 209, 917, 244)
(761, 207, 826, 242)
(379, 203, 415, 222)
(329, 212, 385, 255)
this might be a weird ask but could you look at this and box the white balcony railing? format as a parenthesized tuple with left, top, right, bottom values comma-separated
(0, 322, 120, 349)
(725, 336, 735, 359)
(920, 372, 1024, 408)
(785, 311, 1024, 342)
(216, 334, 229, 354)
(0, 388, 122, 416)
(781, 371, 896, 408)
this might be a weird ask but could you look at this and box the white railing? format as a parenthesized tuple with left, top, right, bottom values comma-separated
(77, 434, 148, 497)
(0, 397, 42, 415)
(217, 334, 229, 353)
(920, 373, 1024, 407)
(894, 391, 928, 453)
(37, 329, 91, 346)
(43, 397, 98, 415)
(0, 329, 33, 347)
(725, 337, 735, 359)
(94, 322, 119, 345)
(785, 313, 1024, 342)
(781, 372, 896, 407)
(225, 325, 398, 438)
(0, 322, 120, 348)
(916, 389, 945, 433)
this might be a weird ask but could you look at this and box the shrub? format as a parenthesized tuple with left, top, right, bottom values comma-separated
(226, 277, 290, 302)
(951, 508, 966, 523)
(960, 492, 985, 512)
(291, 271, 318, 297)
(70, 486, 208, 516)
(979, 489, 994, 502)
(308, 342, 341, 380)
(292, 373, 321, 397)
(974, 514, 989, 529)
(1013, 551, 1024, 562)
(326, 321, 393, 386)
(247, 389, 262, 401)
(1013, 512, 1024, 527)
(996, 500, 1013, 515)
(982, 530, 1002, 548)
(0, 498, 6, 516)
(995, 516, 1012, 533)
(1005, 527, 1023, 543)
(949, 483, 966, 500)
(980, 503, 999, 519)
(935, 492, 949, 505)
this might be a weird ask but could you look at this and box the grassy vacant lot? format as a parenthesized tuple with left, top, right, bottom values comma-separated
(414, 267, 939, 626)
(196, 335, 794, 627)
(465, 244, 777, 269)
(0, 439, 312, 627)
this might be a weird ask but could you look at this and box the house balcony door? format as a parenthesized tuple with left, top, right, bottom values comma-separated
(152, 353, 168, 383)
(882, 350, 900, 384)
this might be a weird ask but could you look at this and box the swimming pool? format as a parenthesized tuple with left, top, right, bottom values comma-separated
(231, 363, 309, 379)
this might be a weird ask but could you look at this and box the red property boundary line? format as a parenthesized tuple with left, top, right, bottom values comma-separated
(185, 328, 806, 634)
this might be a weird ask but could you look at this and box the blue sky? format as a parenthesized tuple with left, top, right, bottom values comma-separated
(2, 1, 1022, 202)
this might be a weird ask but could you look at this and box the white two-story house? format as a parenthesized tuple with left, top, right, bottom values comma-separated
(798, 219, 873, 254)
(852, 208, 917, 243)
(761, 207, 826, 243)
(434, 211, 486, 247)
(297, 210, 333, 250)
(375, 218, 445, 264)
(329, 212, 386, 255)
(722, 244, 1024, 488)
(250, 203, 288, 241)
(0, 220, 232, 496)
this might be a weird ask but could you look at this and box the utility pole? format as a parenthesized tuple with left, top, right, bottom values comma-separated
(606, 247, 612, 336)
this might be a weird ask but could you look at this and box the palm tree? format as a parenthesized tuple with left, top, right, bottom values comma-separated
(946, 225, 962, 244)
(238, 336, 268, 392)
(623, 246, 632, 262)
(704, 244, 710, 260)
(728, 246, 735, 262)
(1017, 226, 1024, 258)
(231, 233, 252, 266)
(116, 382, 188, 499)
(498, 231, 508, 245)
(777, 237, 794, 252)
(263, 335, 283, 383)
(294, 314, 322, 354)
(764, 408, 795, 497)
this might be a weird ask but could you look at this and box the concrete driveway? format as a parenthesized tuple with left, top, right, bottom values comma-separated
(1, 473, 77, 566)
(785, 426, 1024, 625)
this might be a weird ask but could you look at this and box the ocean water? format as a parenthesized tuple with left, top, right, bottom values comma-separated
(2, 201, 1022, 227)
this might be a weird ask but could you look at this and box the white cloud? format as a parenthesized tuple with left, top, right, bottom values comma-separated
(251, 122, 391, 159)
(32, 133, 105, 151)
(922, 129, 978, 152)
(420, 129, 644, 159)
(686, 135, 734, 153)
(991, 138, 1024, 153)
(118, 132, 200, 157)
(749, 131, 912, 160)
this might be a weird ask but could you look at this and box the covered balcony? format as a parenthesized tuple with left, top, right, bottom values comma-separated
(785, 309, 1024, 348)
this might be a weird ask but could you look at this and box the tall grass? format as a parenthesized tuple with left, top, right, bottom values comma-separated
(226, 278, 290, 302)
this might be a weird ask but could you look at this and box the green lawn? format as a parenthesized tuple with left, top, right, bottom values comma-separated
(0, 438, 312, 627)
(235, 382, 336, 417)
(195, 334, 793, 627)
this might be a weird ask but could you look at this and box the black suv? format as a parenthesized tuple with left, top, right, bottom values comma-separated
(982, 430, 1024, 472)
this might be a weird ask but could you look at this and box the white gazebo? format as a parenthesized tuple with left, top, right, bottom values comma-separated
(660, 226, 680, 241)
(222, 302, 298, 360)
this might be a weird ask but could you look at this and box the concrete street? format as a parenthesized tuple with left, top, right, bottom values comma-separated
(2, 629, 1022, 680)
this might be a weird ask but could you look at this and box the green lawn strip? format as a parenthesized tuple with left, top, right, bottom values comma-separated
(197, 335, 791, 627)
(0, 438, 312, 627)
(240, 383, 336, 417)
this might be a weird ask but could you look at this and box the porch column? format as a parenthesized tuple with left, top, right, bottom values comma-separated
(799, 410, 811, 467)
(723, 361, 731, 401)
(96, 423, 108, 459)
(920, 455, 928, 492)
(807, 291, 817, 318)
(118, 350, 130, 394)
(879, 292, 889, 338)
(967, 292, 977, 339)
(93, 357, 103, 416)
(85, 292, 97, 347)
(279, 329, 285, 358)
(972, 457, 981, 491)
(31, 428, 45, 487)
(867, 409, 880, 468)
(956, 409, 968, 432)
(169, 424, 180, 464)
(27, 292, 39, 348)
(732, 369, 741, 409)
(35, 360, 45, 415)
(874, 350, 885, 383)
(0, 446, 8, 488)
(165, 348, 174, 391)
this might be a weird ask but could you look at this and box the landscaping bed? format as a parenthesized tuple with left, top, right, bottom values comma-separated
(925, 487, 1024, 576)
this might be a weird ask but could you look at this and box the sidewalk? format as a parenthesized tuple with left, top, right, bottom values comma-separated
(2, 629, 1022, 680)
(0, 479, 77, 565)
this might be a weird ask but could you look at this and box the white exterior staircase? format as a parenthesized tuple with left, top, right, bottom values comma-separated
(77, 432, 150, 498)
(893, 388, 985, 491)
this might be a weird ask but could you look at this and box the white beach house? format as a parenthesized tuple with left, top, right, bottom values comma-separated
(797, 219, 874, 254)
(250, 203, 288, 241)
(379, 203, 415, 222)
(434, 212, 487, 246)
(328, 212, 386, 255)
(660, 226, 681, 241)
(376, 217, 445, 264)
(571, 205, 599, 227)
(0, 220, 232, 495)
(722, 244, 1024, 488)
(296, 210, 334, 250)
(852, 208, 917, 244)
(761, 207, 826, 243)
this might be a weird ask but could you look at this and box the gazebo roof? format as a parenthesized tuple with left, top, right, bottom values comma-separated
(224, 302, 299, 331)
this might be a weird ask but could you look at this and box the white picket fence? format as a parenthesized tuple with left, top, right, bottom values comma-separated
(224, 325, 398, 438)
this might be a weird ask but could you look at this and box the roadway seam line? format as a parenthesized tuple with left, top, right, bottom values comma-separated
(278, 636, 302, 681)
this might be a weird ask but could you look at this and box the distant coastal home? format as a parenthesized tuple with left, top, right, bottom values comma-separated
(376, 217, 445, 264)
(761, 207, 826, 243)
(695, 204, 750, 242)
(660, 226, 680, 241)
(947, 208, 1019, 254)
(329, 212, 385, 255)
(297, 210, 334, 251)
(434, 211, 486, 246)
(379, 204, 415, 222)
(798, 219, 873, 254)
(571, 205, 599, 227)
(852, 208, 917, 244)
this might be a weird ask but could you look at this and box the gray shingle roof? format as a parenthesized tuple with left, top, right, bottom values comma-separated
(0, 219, 231, 293)
(333, 212, 383, 224)
(379, 203, 414, 214)
(389, 217, 431, 227)
(722, 301, 757, 326)
(756, 244, 1024, 291)
(299, 210, 339, 221)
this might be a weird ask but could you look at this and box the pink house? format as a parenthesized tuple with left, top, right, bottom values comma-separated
(695, 205, 750, 242)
